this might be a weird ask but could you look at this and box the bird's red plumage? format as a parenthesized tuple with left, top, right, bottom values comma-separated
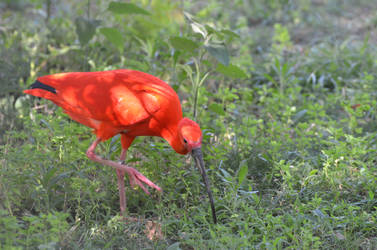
(24, 69, 187, 153)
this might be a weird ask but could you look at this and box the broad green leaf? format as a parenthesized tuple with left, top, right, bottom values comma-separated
(203, 26, 240, 40)
(173, 50, 181, 66)
(308, 169, 318, 176)
(282, 62, 289, 76)
(264, 73, 277, 85)
(204, 24, 216, 36)
(99, 27, 124, 51)
(183, 11, 195, 22)
(205, 44, 229, 66)
(221, 29, 240, 39)
(216, 63, 247, 78)
(178, 64, 193, 78)
(191, 22, 207, 38)
(75, 17, 100, 45)
(169, 36, 199, 53)
(218, 168, 232, 182)
(108, 2, 150, 15)
(125, 58, 149, 72)
(209, 103, 225, 116)
(274, 57, 281, 71)
(293, 109, 307, 123)
(238, 163, 248, 185)
(368, 190, 374, 200)
(49, 171, 73, 188)
(167, 242, 181, 250)
(312, 209, 326, 219)
(42, 167, 57, 187)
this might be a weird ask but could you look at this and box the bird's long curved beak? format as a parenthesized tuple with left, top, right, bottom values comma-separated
(192, 147, 217, 224)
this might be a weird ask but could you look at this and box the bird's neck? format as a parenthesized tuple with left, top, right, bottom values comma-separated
(161, 125, 188, 155)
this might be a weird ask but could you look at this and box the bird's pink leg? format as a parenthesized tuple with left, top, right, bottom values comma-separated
(116, 149, 127, 215)
(86, 138, 162, 197)
(119, 149, 127, 163)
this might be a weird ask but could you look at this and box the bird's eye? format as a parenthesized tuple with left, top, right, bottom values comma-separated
(183, 138, 188, 144)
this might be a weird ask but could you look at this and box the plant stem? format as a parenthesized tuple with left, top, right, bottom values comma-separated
(193, 80, 199, 119)
(84, 0, 91, 71)
(193, 59, 200, 119)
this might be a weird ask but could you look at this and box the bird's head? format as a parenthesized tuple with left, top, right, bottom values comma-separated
(177, 117, 217, 224)
(178, 117, 202, 153)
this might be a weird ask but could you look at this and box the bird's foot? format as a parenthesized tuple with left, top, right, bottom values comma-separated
(125, 167, 162, 195)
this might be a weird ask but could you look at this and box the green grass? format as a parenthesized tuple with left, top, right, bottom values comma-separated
(1, 0, 377, 249)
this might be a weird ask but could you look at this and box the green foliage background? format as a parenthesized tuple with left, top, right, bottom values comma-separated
(1, 0, 377, 249)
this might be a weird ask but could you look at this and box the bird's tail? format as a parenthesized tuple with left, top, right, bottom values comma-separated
(24, 80, 58, 102)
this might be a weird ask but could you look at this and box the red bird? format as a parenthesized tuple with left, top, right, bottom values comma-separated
(24, 69, 217, 223)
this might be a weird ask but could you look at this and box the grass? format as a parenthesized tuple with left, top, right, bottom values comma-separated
(1, 0, 377, 249)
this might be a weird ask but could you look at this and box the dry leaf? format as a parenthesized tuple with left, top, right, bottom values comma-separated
(335, 232, 345, 240)
(144, 220, 164, 240)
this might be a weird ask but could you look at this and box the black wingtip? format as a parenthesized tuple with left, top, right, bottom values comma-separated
(30, 80, 56, 94)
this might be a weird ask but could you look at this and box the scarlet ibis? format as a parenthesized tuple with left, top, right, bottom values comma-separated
(24, 69, 217, 223)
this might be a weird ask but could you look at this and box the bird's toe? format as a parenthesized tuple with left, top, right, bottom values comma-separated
(126, 167, 161, 194)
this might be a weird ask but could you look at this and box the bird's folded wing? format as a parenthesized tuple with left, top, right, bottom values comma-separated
(112, 87, 160, 126)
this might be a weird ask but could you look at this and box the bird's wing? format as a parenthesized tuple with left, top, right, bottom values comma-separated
(111, 84, 160, 126)
(24, 70, 163, 130)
